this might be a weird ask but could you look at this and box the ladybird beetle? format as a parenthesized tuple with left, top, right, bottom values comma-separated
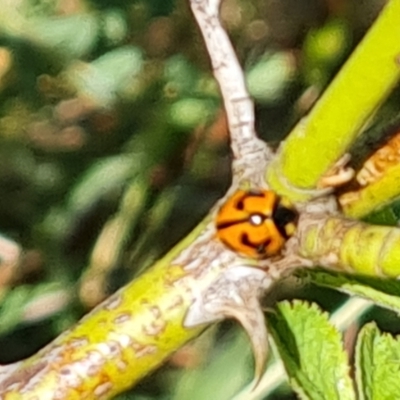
(216, 189, 298, 258)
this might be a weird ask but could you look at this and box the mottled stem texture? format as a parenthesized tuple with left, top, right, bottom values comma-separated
(1, 0, 400, 399)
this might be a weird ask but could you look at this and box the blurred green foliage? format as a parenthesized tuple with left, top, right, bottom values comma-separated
(0, 0, 399, 399)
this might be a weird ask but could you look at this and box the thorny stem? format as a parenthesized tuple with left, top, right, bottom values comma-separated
(2, 1, 400, 399)
(190, 0, 273, 184)
(0, 1, 297, 398)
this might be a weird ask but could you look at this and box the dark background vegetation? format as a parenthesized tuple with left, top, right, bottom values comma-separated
(0, 0, 397, 398)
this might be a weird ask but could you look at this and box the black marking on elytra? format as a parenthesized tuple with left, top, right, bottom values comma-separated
(241, 233, 271, 253)
(216, 219, 248, 230)
(272, 201, 298, 238)
(235, 190, 265, 211)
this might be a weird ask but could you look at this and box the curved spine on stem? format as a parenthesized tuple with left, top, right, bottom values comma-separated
(0, 0, 280, 397)
(189, 0, 273, 170)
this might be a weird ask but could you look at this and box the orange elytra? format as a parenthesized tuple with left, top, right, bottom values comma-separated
(215, 189, 298, 258)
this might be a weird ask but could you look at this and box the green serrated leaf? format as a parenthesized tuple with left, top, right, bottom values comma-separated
(304, 269, 400, 315)
(355, 322, 375, 400)
(269, 300, 356, 400)
(356, 322, 400, 400)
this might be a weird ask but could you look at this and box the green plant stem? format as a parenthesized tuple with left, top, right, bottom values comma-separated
(267, 0, 400, 202)
(341, 164, 400, 218)
(298, 216, 400, 277)
(0, 222, 209, 399)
